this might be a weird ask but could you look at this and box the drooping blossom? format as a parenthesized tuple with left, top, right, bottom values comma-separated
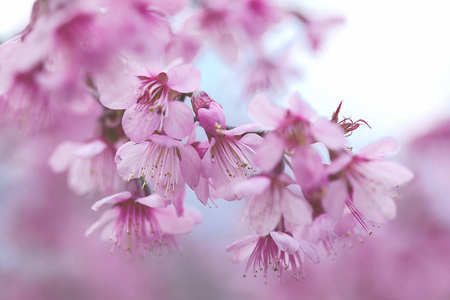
(248, 93, 345, 173)
(191, 91, 263, 204)
(322, 138, 414, 228)
(98, 62, 201, 141)
(115, 134, 202, 215)
(48, 139, 121, 196)
(306, 213, 367, 257)
(225, 172, 312, 236)
(226, 231, 319, 280)
(85, 182, 202, 255)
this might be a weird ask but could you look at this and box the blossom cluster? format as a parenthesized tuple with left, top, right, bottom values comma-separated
(0, 0, 412, 281)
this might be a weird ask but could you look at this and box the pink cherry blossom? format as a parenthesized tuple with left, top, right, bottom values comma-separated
(98, 63, 201, 141)
(323, 138, 414, 227)
(306, 213, 368, 257)
(226, 174, 312, 236)
(115, 134, 202, 215)
(48, 139, 121, 196)
(226, 231, 319, 280)
(191, 91, 263, 204)
(86, 186, 202, 255)
(248, 93, 345, 172)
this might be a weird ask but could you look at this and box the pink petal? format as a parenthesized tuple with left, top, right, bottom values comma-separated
(270, 231, 299, 255)
(351, 178, 396, 224)
(373, 160, 414, 186)
(91, 191, 132, 211)
(298, 240, 321, 264)
(255, 132, 285, 172)
(230, 175, 271, 199)
(197, 101, 226, 136)
(155, 205, 195, 235)
(238, 132, 264, 149)
(136, 193, 171, 208)
(163, 100, 194, 140)
(167, 64, 201, 92)
(225, 124, 260, 137)
(311, 117, 345, 150)
(115, 141, 149, 180)
(68, 159, 94, 195)
(75, 140, 107, 157)
(179, 144, 202, 189)
(85, 209, 119, 236)
(186, 121, 199, 145)
(48, 141, 82, 173)
(201, 140, 215, 178)
(280, 188, 313, 227)
(248, 187, 282, 236)
(226, 234, 260, 253)
(248, 94, 284, 127)
(291, 146, 325, 193)
(328, 152, 352, 175)
(148, 134, 181, 148)
(122, 104, 161, 142)
(231, 243, 256, 264)
(359, 137, 399, 160)
(322, 179, 347, 220)
(287, 93, 316, 120)
(194, 177, 210, 205)
(97, 70, 139, 109)
(171, 184, 186, 216)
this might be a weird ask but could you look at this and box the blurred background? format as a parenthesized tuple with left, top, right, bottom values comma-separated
(1, 0, 450, 299)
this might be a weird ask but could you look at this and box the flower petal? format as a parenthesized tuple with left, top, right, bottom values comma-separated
(248, 94, 284, 127)
(115, 141, 149, 181)
(122, 104, 161, 142)
(85, 209, 119, 236)
(163, 100, 194, 140)
(248, 185, 282, 236)
(255, 132, 285, 172)
(155, 205, 196, 235)
(48, 141, 81, 173)
(291, 146, 326, 195)
(179, 144, 202, 189)
(351, 178, 396, 224)
(225, 124, 260, 137)
(322, 179, 347, 220)
(359, 137, 399, 160)
(270, 231, 299, 255)
(75, 140, 107, 158)
(311, 117, 345, 150)
(97, 70, 139, 109)
(91, 191, 132, 211)
(287, 93, 316, 120)
(167, 64, 201, 92)
(298, 239, 321, 264)
(136, 193, 171, 208)
(280, 188, 313, 227)
(226, 234, 260, 253)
